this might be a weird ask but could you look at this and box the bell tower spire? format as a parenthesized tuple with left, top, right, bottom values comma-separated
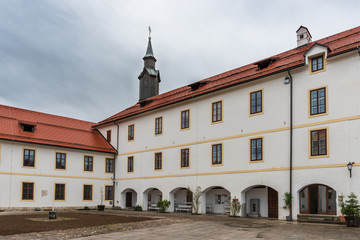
(138, 26, 161, 101)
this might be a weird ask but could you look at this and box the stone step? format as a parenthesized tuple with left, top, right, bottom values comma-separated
(297, 214, 343, 224)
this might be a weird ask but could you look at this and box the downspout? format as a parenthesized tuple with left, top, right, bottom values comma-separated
(112, 121, 120, 208)
(288, 70, 293, 220)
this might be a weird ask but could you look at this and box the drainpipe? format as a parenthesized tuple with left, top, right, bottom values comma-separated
(112, 121, 120, 208)
(288, 70, 293, 220)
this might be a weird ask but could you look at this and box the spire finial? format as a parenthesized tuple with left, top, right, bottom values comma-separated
(148, 26, 151, 40)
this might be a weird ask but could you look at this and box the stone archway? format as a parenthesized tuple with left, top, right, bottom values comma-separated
(241, 185, 278, 218)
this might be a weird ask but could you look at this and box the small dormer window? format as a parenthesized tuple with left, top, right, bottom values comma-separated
(311, 55, 324, 73)
(254, 57, 278, 70)
(188, 81, 209, 91)
(21, 123, 35, 133)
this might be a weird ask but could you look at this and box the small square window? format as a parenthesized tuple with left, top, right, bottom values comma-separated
(311, 55, 324, 73)
(310, 129, 328, 157)
(21, 124, 35, 133)
(106, 158, 114, 173)
(55, 153, 66, 170)
(84, 156, 93, 172)
(22, 182, 34, 200)
(23, 149, 35, 167)
(55, 183, 65, 200)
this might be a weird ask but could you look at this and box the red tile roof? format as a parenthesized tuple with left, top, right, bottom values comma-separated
(96, 26, 360, 127)
(0, 105, 116, 153)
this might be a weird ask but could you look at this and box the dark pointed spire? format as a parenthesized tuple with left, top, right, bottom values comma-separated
(138, 27, 161, 101)
(144, 37, 156, 59)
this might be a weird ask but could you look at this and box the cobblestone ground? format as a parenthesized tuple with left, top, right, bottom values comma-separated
(1, 210, 360, 240)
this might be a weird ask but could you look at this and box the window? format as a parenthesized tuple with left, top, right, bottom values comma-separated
(105, 185, 113, 200)
(212, 144, 222, 165)
(127, 156, 134, 173)
(23, 149, 35, 167)
(155, 152, 162, 170)
(21, 124, 35, 133)
(155, 117, 162, 135)
(250, 138, 263, 161)
(250, 90, 263, 115)
(106, 130, 111, 142)
(181, 148, 190, 168)
(83, 185, 93, 201)
(310, 129, 328, 157)
(181, 110, 190, 129)
(311, 55, 324, 73)
(128, 124, 134, 141)
(212, 101, 222, 123)
(84, 156, 93, 172)
(55, 183, 65, 200)
(310, 87, 327, 116)
(105, 158, 114, 173)
(55, 152, 66, 169)
(22, 182, 34, 200)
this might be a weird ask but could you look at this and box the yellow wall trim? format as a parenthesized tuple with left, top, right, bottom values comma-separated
(0, 171, 112, 181)
(116, 163, 356, 181)
(119, 114, 360, 156)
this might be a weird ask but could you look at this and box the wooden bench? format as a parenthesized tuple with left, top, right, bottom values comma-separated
(176, 204, 192, 213)
(148, 204, 160, 211)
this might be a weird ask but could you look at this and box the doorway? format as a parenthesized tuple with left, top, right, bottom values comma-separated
(299, 184, 336, 215)
(126, 192, 132, 207)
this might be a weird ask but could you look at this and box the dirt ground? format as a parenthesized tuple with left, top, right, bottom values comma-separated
(0, 212, 153, 236)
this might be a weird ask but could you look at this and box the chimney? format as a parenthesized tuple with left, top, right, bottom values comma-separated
(296, 26, 312, 47)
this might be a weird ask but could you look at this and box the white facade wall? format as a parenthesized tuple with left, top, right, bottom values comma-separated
(0, 140, 114, 209)
(97, 50, 360, 219)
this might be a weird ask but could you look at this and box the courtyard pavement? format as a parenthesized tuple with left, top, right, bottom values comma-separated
(73, 211, 360, 240)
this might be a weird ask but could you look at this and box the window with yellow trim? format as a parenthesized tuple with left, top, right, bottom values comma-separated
(55, 183, 65, 200)
(311, 55, 324, 73)
(310, 87, 326, 116)
(212, 144, 222, 165)
(23, 149, 35, 167)
(22, 182, 34, 200)
(310, 129, 327, 156)
(83, 185, 93, 200)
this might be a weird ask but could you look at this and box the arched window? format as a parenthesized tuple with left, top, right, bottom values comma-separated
(299, 184, 336, 215)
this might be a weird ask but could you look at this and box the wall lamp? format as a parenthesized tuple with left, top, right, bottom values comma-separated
(347, 162, 355, 178)
(284, 76, 291, 84)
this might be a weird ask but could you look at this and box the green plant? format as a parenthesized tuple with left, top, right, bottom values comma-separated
(84, 206, 90, 210)
(156, 200, 171, 213)
(341, 192, 360, 217)
(283, 192, 293, 209)
(230, 196, 241, 216)
(134, 205, 143, 211)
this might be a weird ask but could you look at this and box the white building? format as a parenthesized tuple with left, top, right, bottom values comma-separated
(1, 26, 360, 221)
(0, 105, 117, 210)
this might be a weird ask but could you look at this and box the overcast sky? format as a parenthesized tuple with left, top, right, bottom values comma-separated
(0, 0, 359, 122)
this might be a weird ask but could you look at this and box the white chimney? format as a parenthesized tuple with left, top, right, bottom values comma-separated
(296, 26, 312, 47)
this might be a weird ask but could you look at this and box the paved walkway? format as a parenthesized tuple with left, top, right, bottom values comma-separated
(73, 212, 360, 240)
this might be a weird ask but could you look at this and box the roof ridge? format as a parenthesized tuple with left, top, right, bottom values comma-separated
(0, 104, 96, 125)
